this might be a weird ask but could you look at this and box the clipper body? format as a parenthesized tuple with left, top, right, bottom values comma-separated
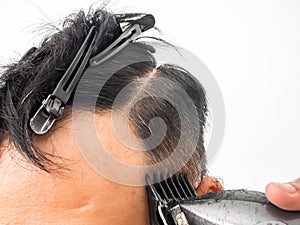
(147, 176, 300, 225)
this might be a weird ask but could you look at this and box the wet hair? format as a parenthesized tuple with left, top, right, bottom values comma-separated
(0, 7, 208, 183)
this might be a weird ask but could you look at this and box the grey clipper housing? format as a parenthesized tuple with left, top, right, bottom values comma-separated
(146, 175, 300, 225)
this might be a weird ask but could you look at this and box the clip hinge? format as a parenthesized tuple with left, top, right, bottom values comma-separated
(30, 95, 64, 134)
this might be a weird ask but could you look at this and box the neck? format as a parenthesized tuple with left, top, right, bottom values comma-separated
(0, 150, 150, 225)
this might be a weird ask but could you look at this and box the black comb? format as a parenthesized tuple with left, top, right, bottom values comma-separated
(146, 175, 196, 225)
(147, 175, 196, 201)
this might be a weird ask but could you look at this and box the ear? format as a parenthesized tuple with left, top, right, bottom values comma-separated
(196, 176, 224, 196)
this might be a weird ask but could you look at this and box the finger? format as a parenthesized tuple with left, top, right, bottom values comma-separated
(265, 178, 300, 211)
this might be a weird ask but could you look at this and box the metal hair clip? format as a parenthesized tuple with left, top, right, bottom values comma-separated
(30, 14, 155, 134)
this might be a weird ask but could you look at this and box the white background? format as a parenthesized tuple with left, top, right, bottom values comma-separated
(0, 0, 299, 192)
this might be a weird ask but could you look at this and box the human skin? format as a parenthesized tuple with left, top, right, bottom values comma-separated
(266, 178, 300, 211)
(0, 110, 222, 224)
(0, 112, 150, 225)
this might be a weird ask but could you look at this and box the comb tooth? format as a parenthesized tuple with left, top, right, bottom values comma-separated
(175, 176, 188, 198)
(164, 179, 176, 199)
(181, 176, 193, 197)
(187, 179, 197, 197)
(168, 176, 182, 199)
(159, 173, 175, 200)
(159, 173, 170, 200)
(156, 182, 169, 200)
(146, 175, 163, 202)
(183, 176, 197, 197)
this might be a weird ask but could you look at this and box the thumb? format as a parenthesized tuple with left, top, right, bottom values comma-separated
(265, 178, 300, 211)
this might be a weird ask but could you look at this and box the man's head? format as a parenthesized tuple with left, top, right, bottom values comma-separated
(0, 7, 218, 224)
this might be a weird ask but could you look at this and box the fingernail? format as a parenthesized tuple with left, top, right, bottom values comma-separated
(276, 183, 297, 194)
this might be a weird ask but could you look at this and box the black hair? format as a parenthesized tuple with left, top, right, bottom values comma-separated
(0, 7, 208, 183)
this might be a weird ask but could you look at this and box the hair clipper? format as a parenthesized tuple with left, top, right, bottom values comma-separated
(146, 175, 300, 225)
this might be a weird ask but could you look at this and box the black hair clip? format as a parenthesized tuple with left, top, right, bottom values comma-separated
(30, 26, 98, 134)
(20, 47, 37, 61)
(30, 14, 155, 134)
(89, 14, 155, 67)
